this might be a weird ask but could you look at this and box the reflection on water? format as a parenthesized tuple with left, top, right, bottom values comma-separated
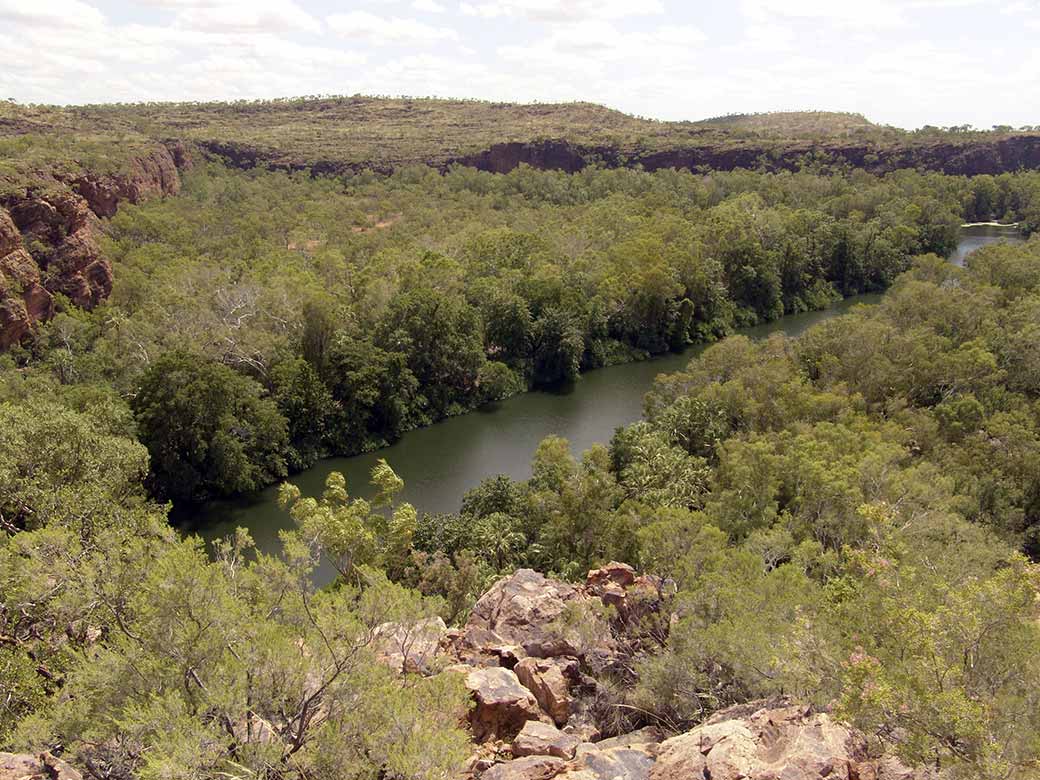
(949, 224, 1023, 266)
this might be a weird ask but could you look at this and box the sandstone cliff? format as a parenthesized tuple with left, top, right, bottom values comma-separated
(196, 133, 1040, 179)
(0, 142, 189, 349)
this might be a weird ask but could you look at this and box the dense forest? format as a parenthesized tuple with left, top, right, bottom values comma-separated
(4, 226, 1040, 779)
(3, 114, 1040, 780)
(7, 162, 1040, 503)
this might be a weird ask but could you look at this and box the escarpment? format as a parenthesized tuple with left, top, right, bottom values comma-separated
(451, 134, 1040, 177)
(197, 132, 1040, 179)
(0, 142, 190, 348)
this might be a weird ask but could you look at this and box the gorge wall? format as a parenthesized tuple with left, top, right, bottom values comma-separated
(451, 134, 1040, 177)
(0, 143, 190, 349)
(194, 133, 1040, 179)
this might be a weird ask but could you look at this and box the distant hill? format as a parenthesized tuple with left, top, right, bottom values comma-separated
(692, 110, 879, 137)
(2, 96, 1040, 191)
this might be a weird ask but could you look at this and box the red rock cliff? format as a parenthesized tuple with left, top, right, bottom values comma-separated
(0, 142, 190, 349)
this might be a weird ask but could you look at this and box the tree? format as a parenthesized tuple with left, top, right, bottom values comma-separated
(270, 356, 333, 470)
(279, 461, 417, 581)
(376, 288, 486, 420)
(530, 307, 584, 385)
(132, 351, 289, 502)
(0, 399, 149, 531)
(11, 532, 470, 779)
(323, 335, 418, 452)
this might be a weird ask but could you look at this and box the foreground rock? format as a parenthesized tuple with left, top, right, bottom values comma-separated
(460, 569, 592, 660)
(514, 657, 578, 727)
(453, 569, 922, 780)
(0, 752, 82, 780)
(462, 666, 543, 742)
(555, 745, 656, 780)
(513, 721, 581, 760)
(650, 702, 916, 780)
(473, 700, 924, 780)
(481, 756, 566, 780)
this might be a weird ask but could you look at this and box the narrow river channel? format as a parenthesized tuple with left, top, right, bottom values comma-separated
(181, 225, 1024, 576)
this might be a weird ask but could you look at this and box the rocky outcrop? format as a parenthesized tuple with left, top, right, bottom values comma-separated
(440, 566, 925, 780)
(0, 752, 82, 780)
(462, 666, 544, 742)
(649, 701, 920, 780)
(513, 721, 581, 760)
(7, 189, 109, 309)
(73, 144, 185, 218)
(481, 756, 566, 780)
(450, 135, 1040, 177)
(0, 143, 189, 348)
(0, 208, 53, 349)
(455, 568, 612, 662)
(554, 745, 656, 780)
(473, 700, 924, 780)
(514, 657, 578, 727)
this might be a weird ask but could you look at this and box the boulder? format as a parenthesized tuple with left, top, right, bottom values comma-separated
(463, 569, 591, 659)
(574, 727, 662, 756)
(481, 756, 565, 780)
(463, 666, 543, 742)
(513, 721, 581, 760)
(374, 616, 447, 674)
(515, 656, 578, 726)
(0, 752, 82, 780)
(650, 702, 906, 780)
(554, 746, 656, 780)
(585, 562, 636, 592)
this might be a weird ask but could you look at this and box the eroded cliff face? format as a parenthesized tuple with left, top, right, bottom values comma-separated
(196, 130, 1040, 181)
(449, 134, 1040, 177)
(0, 142, 190, 349)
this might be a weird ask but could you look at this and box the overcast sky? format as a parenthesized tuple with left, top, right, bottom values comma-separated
(2, 0, 1037, 129)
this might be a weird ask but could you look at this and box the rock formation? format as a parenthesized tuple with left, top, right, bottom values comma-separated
(0, 142, 189, 349)
(372, 563, 927, 780)
(0, 209, 52, 349)
(0, 752, 82, 780)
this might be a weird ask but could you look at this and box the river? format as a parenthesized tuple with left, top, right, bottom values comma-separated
(181, 225, 1023, 578)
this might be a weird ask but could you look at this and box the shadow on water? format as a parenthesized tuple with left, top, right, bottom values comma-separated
(178, 228, 1022, 580)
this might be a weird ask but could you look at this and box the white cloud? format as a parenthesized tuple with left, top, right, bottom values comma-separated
(0, 0, 104, 29)
(0, 0, 1035, 131)
(328, 11, 458, 45)
(172, 0, 321, 34)
(460, 0, 663, 21)
(741, 0, 907, 29)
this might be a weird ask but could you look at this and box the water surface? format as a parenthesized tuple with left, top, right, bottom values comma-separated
(949, 223, 1023, 266)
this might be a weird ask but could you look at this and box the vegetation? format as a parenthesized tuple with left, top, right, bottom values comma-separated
(4, 97, 1040, 191)
(4, 102, 1040, 778)
(402, 239, 1040, 778)
(7, 232, 1039, 778)
(16, 161, 1026, 500)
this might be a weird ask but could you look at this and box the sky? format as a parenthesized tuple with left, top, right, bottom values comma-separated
(1, 0, 1038, 129)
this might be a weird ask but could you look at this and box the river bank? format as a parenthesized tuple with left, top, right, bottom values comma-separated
(180, 227, 1024, 582)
